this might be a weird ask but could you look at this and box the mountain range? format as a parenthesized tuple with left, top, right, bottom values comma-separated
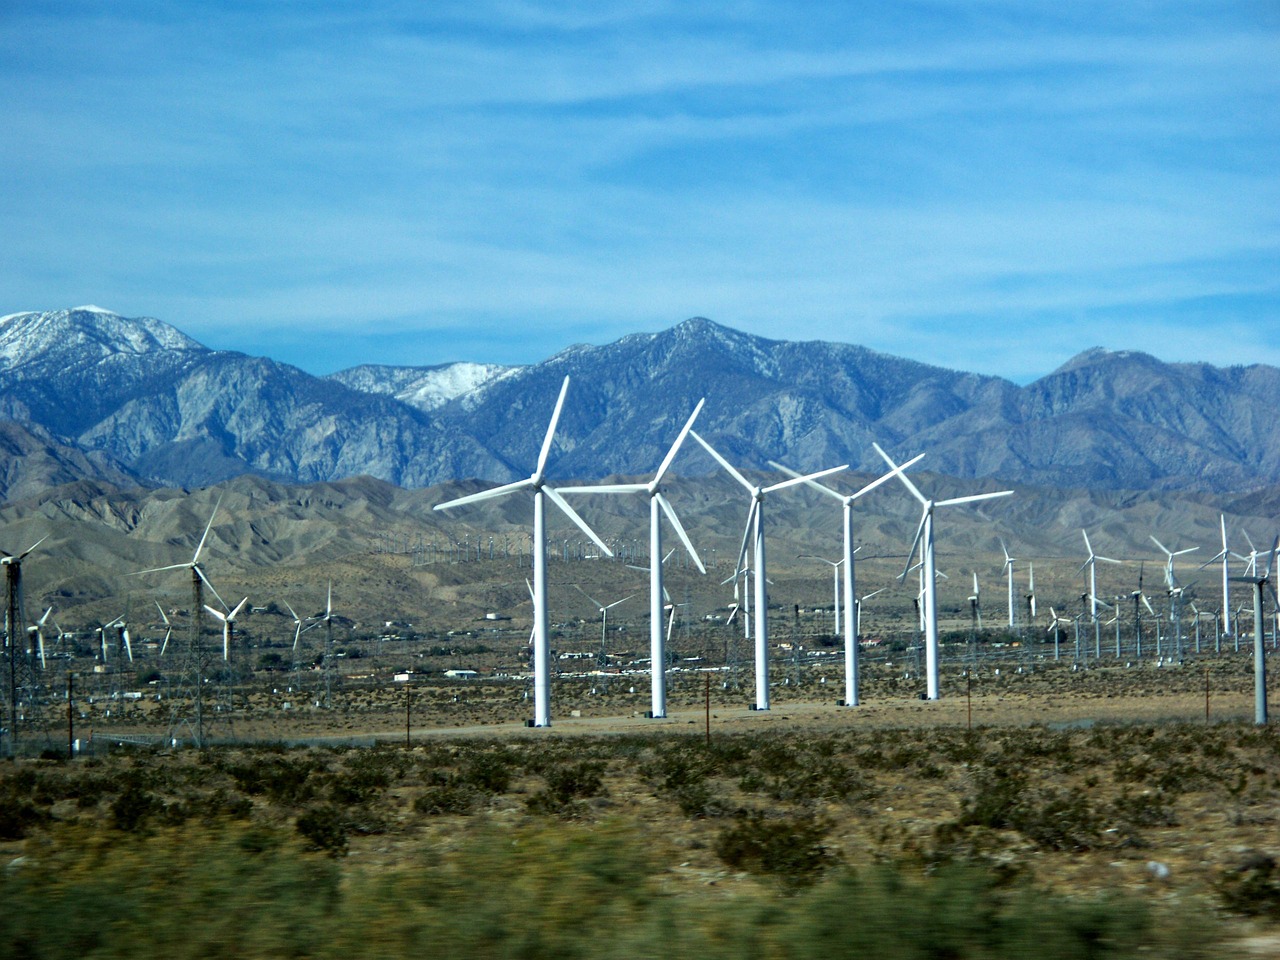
(2, 306, 1279, 501)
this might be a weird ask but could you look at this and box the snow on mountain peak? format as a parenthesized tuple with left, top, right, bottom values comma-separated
(0, 307, 207, 370)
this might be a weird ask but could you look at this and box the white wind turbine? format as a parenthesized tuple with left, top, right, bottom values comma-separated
(800, 555, 844, 636)
(572, 585, 634, 662)
(854, 587, 884, 642)
(155, 601, 174, 656)
(968, 572, 983, 632)
(557, 399, 705, 719)
(1230, 534, 1278, 726)
(1199, 515, 1234, 640)
(692, 431, 846, 711)
(1025, 562, 1037, 624)
(434, 376, 612, 727)
(1047, 606, 1073, 659)
(873, 442, 1013, 701)
(103, 613, 134, 663)
(204, 597, 249, 661)
(282, 600, 309, 651)
(772, 454, 922, 707)
(999, 539, 1017, 629)
(29, 607, 53, 669)
(1080, 529, 1121, 620)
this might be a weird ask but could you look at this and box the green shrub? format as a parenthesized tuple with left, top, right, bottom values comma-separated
(714, 811, 832, 888)
(295, 804, 350, 856)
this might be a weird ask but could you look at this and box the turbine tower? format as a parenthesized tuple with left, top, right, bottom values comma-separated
(557, 399, 706, 719)
(1230, 534, 1278, 726)
(205, 597, 249, 661)
(434, 376, 612, 727)
(2, 536, 47, 754)
(692, 431, 845, 711)
(132, 499, 226, 747)
(1199, 515, 1234, 640)
(1080, 529, 1121, 620)
(873, 442, 1013, 701)
(999, 539, 1017, 630)
(771, 454, 921, 707)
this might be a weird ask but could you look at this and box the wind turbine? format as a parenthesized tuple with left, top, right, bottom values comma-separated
(1230, 534, 1278, 725)
(968, 572, 983, 632)
(155, 601, 174, 655)
(873, 442, 1013, 701)
(28, 607, 52, 669)
(557, 399, 706, 719)
(2, 535, 46, 748)
(131, 499, 225, 746)
(800, 555, 843, 636)
(282, 600, 308, 651)
(1199, 515, 1234, 640)
(1080, 529, 1121, 620)
(999, 539, 1017, 630)
(692, 431, 846, 711)
(434, 376, 612, 727)
(1151, 536, 1197, 660)
(771, 453, 922, 707)
(1047, 606, 1073, 660)
(204, 597, 249, 661)
(854, 588, 884, 643)
(572, 585, 634, 664)
(103, 613, 134, 663)
(1025, 562, 1037, 624)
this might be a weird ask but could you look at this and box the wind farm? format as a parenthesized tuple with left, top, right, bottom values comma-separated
(3, 322, 1280, 958)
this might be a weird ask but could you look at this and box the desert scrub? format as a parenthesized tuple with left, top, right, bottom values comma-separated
(715, 811, 834, 889)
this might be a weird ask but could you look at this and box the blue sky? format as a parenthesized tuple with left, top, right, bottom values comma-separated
(2, 2, 1277, 382)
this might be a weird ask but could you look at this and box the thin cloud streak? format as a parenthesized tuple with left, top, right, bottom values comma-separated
(0, 3, 1275, 382)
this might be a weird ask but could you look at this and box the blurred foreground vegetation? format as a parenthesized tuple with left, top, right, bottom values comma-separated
(2, 720, 1278, 958)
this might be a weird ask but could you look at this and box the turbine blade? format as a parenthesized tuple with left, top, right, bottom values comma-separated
(195, 566, 228, 611)
(535, 376, 571, 480)
(16, 535, 48, 560)
(192, 496, 222, 564)
(656, 493, 706, 574)
(130, 562, 191, 576)
(544, 487, 613, 557)
(900, 508, 929, 581)
(435, 477, 533, 511)
(935, 490, 1014, 508)
(734, 501, 758, 577)
(555, 483, 646, 495)
(762, 464, 848, 495)
(229, 596, 249, 619)
(154, 600, 170, 624)
(1149, 535, 1171, 557)
(203, 604, 228, 623)
(767, 460, 844, 503)
(690, 431, 754, 492)
(573, 583, 603, 609)
(653, 398, 705, 485)
(871, 442, 928, 505)
(849, 453, 926, 502)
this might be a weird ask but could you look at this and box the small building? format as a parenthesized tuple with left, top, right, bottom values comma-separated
(443, 669, 479, 680)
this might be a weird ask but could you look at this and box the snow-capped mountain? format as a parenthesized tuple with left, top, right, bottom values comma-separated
(328, 361, 517, 412)
(2, 308, 1280, 499)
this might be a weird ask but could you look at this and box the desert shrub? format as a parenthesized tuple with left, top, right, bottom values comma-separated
(948, 768, 1100, 852)
(415, 778, 481, 815)
(526, 760, 606, 815)
(1215, 851, 1280, 920)
(1110, 789, 1178, 829)
(110, 780, 164, 832)
(457, 745, 516, 793)
(295, 804, 350, 856)
(714, 811, 833, 889)
(228, 755, 319, 804)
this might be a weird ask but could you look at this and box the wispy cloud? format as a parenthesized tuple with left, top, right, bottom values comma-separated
(1, 2, 1275, 380)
